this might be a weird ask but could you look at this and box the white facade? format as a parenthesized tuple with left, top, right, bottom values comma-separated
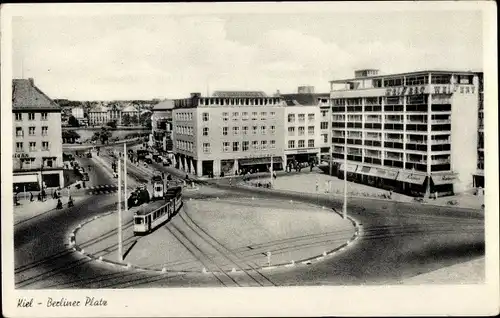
(284, 105, 321, 163)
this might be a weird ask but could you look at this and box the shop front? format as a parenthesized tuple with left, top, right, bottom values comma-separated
(354, 166, 400, 191)
(431, 172, 458, 196)
(473, 170, 484, 188)
(396, 171, 428, 197)
(285, 149, 319, 168)
(238, 156, 283, 174)
(13, 174, 40, 193)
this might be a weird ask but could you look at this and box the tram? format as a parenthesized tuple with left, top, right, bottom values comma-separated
(151, 173, 164, 200)
(133, 186, 183, 235)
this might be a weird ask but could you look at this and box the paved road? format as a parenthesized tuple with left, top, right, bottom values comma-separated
(14, 152, 484, 288)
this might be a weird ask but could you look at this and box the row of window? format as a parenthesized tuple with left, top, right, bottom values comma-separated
(222, 111, 276, 122)
(17, 158, 56, 169)
(14, 112, 49, 121)
(176, 126, 194, 136)
(15, 141, 50, 152)
(222, 140, 277, 152)
(287, 113, 315, 123)
(176, 140, 194, 153)
(16, 126, 49, 137)
(287, 139, 315, 149)
(221, 125, 276, 136)
(287, 126, 315, 136)
(175, 112, 194, 121)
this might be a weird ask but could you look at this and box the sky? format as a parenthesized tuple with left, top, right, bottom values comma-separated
(11, 5, 484, 100)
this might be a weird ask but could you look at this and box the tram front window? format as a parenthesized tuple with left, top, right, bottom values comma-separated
(134, 217, 144, 225)
(155, 186, 162, 192)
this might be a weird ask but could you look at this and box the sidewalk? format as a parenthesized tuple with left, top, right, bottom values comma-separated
(399, 257, 485, 284)
(244, 172, 484, 210)
(14, 195, 86, 225)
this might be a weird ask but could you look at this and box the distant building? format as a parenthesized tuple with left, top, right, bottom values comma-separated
(121, 104, 140, 125)
(88, 103, 109, 126)
(12, 78, 64, 191)
(328, 69, 481, 197)
(151, 100, 174, 152)
(172, 92, 285, 177)
(280, 87, 329, 167)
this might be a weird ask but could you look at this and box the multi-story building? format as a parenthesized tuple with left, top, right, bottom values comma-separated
(88, 103, 109, 126)
(71, 107, 88, 126)
(172, 92, 286, 177)
(151, 99, 174, 152)
(474, 72, 484, 188)
(280, 88, 329, 166)
(12, 78, 64, 191)
(327, 69, 480, 197)
(121, 104, 139, 125)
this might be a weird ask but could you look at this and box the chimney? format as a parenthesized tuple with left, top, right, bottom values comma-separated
(28, 78, 34, 86)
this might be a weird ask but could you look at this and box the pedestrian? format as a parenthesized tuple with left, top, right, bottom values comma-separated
(310, 163, 313, 172)
(325, 181, 329, 193)
(316, 181, 319, 192)
(273, 171, 277, 179)
(30, 192, 34, 202)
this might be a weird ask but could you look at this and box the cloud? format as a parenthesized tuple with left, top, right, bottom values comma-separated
(12, 15, 482, 100)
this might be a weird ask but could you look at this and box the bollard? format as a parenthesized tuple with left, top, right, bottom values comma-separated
(216, 197, 219, 200)
(127, 263, 131, 269)
(323, 251, 327, 257)
(231, 268, 236, 273)
(251, 197, 255, 200)
(81, 249, 85, 254)
(192, 182, 195, 188)
(202, 267, 208, 274)
(162, 268, 166, 273)
(98, 256, 103, 262)
(290, 200, 293, 203)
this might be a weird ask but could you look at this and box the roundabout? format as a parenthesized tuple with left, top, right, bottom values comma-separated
(71, 196, 358, 278)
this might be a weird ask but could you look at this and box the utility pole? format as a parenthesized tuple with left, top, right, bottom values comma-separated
(118, 158, 123, 262)
(329, 96, 333, 177)
(124, 143, 128, 212)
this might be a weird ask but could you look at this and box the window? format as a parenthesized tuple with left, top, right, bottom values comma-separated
(202, 112, 209, 122)
(32, 127, 39, 136)
(242, 141, 249, 151)
(45, 158, 53, 168)
(261, 140, 267, 150)
(270, 140, 276, 149)
(243, 126, 248, 135)
(252, 140, 259, 150)
(252, 112, 258, 120)
(223, 112, 229, 122)
(270, 125, 276, 134)
(203, 143, 211, 153)
(16, 127, 23, 137)
(28, 113, 35, 121)
(298, 114, 305, 122)
(288, 127, 295, 136)
(41, 112, 48, 120)
(233, 112, 239, 121)
(203, 127, 209, 136)
(261, 112, 267, 120)
(223, 142, 230, 152)
(233, 127, 239, 135)
(232, 142, 240, 152)
(321, 110, 328, 117)
(270, 112, 276, 117)
(320, 122, 328, 129)
(322, 134, 328, 143)
(308, 139, 315, 148)
(298, 126, 305, 136)
(15, 113, 22, 121)
(261, 126, 266, 135)
(29, 142, 36, 152)
(288, 140, 295, 148)
(308, 114, 315, 122)
(242, 112, 249, 121)
(42, 141, 49, 151)
(16, 142, 23, 152)
(223, 127, 228, 136)
(252, 126, 258, 134)
(298, 140, 305, 148)
(308, 126, 314, 135)
(288, 114, 295, 123)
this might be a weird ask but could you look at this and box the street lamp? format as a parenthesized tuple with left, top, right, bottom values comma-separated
(343, 100, 347, 219)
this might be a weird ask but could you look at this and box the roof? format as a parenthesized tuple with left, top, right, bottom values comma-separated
(152, 100, 175, 111)
(330, 69, 482, 84)
(12, 79, 60, 111)
(212, 91, 268, 98)
(90, 104, 109, 112)
(122, 104, 138, 112)
(280, 93, 330, 106)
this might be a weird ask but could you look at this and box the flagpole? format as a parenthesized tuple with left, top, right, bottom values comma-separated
(118, 158, 123, 262)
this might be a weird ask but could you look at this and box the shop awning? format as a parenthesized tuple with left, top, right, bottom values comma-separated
(339, 163, 358, 173)
(397, 171, 428, 185)
(373, 167, 399, 180)
(13, 174, 38, 183)
(432, 172, 459, 185)
(239, 156, 283, 166)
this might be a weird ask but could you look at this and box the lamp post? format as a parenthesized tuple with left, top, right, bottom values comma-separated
(343, 100, 347, 220)
(329, 97, 333, 177)
(117, 158, 123, 262)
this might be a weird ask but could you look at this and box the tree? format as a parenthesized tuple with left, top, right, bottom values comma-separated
(130, 114, 139, 126)
(62, 130, 81, 143)
(68, 115, 80, 127)
(121, 114, 131, 126)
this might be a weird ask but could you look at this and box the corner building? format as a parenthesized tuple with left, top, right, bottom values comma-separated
(12, 78, 64, 190)
(329, 69, 480, 197)
(172, 92, 286, 177)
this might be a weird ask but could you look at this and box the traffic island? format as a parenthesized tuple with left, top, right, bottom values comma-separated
(72, 196, 359, 275)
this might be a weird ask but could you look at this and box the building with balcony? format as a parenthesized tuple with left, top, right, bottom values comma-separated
(151, 99, 174, 152)
(12, 78, 64, 191)
(474, 72, 484, 188)
(280, 88, 329, 167)
(172, 92, 286, 177)
(327, 69, 480, 197)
